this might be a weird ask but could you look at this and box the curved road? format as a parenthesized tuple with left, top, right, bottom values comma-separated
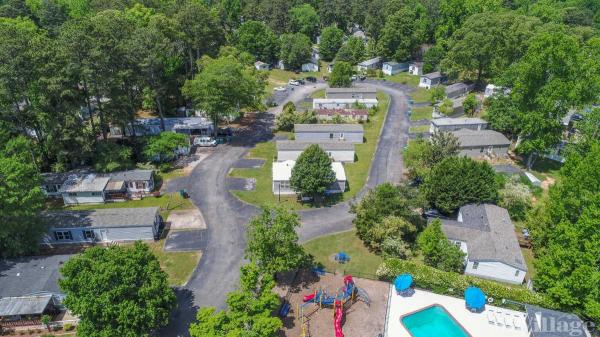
(161, 80, 410, 336)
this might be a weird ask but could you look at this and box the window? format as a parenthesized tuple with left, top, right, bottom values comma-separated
(480, 147, 484, 152)
(135, 181, 145, 189)
(515, 270, 520, 277)
(68, 192, 77, 197)
(329, 133, 334, 139)
(339, 133, 344, 139)
(472, 261, 479, 270)
(83, 230, 95, 240)
(454, 241, 461, 248)
(54, 231, 73, 241)
(91, 192, 102, 196)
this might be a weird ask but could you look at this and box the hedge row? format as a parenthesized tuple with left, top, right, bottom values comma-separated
(377, 258, 556, 310)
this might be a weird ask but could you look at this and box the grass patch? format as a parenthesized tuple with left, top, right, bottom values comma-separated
(157, 168, 187, 182)
(146, 238, 201, 286)
(311, 88, 326, 98)
(409, 125, 430, 133)
(230, 92, 391, 209)
(64, 193, 194, 219)
(529, 157, 562, 181)
(521, 247, 536, 279)
(410, 87, 431, 104)
(303, 230, 383, 276)
(384, 72, 420, 87)
(410, 106, 433, 121)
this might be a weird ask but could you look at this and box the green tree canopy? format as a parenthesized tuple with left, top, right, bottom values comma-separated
(245, 206, 308, 275)
(319, 24, 344, 61)
(351, 183, 424, 251)
(335, 36, 365, 65)
(93, 141, 134, 173)
(183, 55, 265, 135)
(423, 156, 499, 214)
(288, 4, 319, 41)
(59, 242, 176, 337)
(234, 20, 279, 63)
(328, 61, 354, 87)
(290, 144, 336, 199)
(279, 33, 312, 70)
(0, 135, 45, 258)
(144, 131, 188, 163)
(378, 7, 426, 62)
(404, 131, 459, 180)
(417, 219, 465, 273)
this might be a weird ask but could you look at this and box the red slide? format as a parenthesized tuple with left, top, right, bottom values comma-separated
(334, 300, 344, 337)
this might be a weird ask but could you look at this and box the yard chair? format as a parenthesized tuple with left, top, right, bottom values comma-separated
(487, 310, 495, 324)
(495, 310, 505, 326)
(513, 315, 522, 330)
(504, 313, 513, 328)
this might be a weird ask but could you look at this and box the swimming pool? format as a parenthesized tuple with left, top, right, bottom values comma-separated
(401, 304, 472, 337)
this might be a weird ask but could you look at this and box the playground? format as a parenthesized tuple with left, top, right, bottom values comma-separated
(275, 270, 390, 337)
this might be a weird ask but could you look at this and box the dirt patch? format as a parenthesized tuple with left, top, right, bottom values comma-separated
(275, 271, 389, 337)
(167, 209, 206, 230)
(540, 176, 555, 190)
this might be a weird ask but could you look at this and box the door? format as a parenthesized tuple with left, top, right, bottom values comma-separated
(99, 229, 108, 242)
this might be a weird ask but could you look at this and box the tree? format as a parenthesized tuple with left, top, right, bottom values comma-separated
(93, 142, 134, 173)
(404, 132, 459, 181)
(144, 132, 188, 164)
(234, 21, 279, 63)
(429, 85, 445, 103)
(245, 206, 308, 275)
(377, 7, 425, 62)
(498, 175, 532, 220)
(529, 143, 600, 323)
(183, 55, 265, 135)
(462, 93, 478, 116)
(319, 25, 344, 61)
(189, 263, 282, 337)
(418, 219, 465, 273)
(288, 4, 319, 41)
(41, 314, 51, 331)
(279, 33, 312, 70)
(0, 136, 45, 258)
(484, 95, 520, 136)
(351, 183, 424, 251)
(290, 144, 336, 199)
(328, 61, 354, 87)
(423, 45, 445, 73)
(59, 242, 176, 337)
(439, 98, 454, 115)
(423, 156, 499, 214)
(441, 12, 540, 82)
(435, 0, 504, 42)
(335, 36, 365, 65)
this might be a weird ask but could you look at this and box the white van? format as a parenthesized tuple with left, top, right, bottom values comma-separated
(194, 137, 217, 147)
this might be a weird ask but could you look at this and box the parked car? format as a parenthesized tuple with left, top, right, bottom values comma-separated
(288, 79, 300, 86)
(274, 86, 286, 91)
(194, 136, 217, 147)
(358, 75, 366, 80)
(351, 75, 357, 81)
(296, 79, 305, 85)
(306, 76, 317, 82)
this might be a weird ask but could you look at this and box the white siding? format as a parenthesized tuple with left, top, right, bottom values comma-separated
(277, 150, 354, 162)
(272, 180, 346, 195)
(106, 227, 155, 242)
(61, 191, 106, 205)
(465, 260, 526, 285)
(295, 132, 363, 143)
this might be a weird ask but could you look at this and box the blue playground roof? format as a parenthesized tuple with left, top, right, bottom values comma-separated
(464, 286, 486, 310)
(394, 274, 413, 292)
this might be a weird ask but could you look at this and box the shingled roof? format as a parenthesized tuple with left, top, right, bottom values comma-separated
(436, 204, 527, 270)
(294, 124, 364, 133)
(276, 141, 354, 151)
(452, 129, 511, 147)
(43, 207, 159, 229)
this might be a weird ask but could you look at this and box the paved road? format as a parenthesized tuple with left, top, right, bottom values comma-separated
(160, 81, 409, 336)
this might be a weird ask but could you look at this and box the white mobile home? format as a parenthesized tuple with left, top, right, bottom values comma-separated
(302, 62, 319, 72)
(445, 82, 475, 99)
(254, 61, 270, 71)
(357, 57, 381, 72)
(419, 72, 446, 89)
(42, 207, 162, 244)
(382, 61, 409, 75)
(313, 98, 378, 110)
(451, 129, 511, 158)
(272, 160, 346, 195)
(429, 117, 488, 133)
(408, 62, 423, 76)
(434, 204, 527, 285)
(315, 108, 369, 122)
(294, 124, 364, 143)
(59, 174, 109, 205)
(325, 87, 377, 100)
(276, 141, 355, 162)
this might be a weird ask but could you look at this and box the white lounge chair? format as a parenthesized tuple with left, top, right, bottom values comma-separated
(495, 310, 505, 326)
(514, 314, 522, 330)
(505, 313, 513, 328)
(487, 310, 495, 324)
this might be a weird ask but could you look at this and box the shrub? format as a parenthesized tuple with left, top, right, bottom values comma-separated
(376, 258, 555, 310)
(499, 175, 532, 220)
(63, 323, 74, 331)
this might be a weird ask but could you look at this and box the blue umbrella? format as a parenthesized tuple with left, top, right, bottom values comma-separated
(394, 274, 413, 292)
(465, 286, 486, 310)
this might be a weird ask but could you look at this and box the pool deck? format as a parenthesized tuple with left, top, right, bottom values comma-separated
(385, 288, 530, 337)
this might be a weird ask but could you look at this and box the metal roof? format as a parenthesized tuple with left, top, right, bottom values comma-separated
(294, 124, 364, 133)
(0, 254, 72, 298)
(435, 204, 527, 270)
(358, 57, 381, 66)
(276, 141, 355, 151)
(43, 207, 159, 229)
(58, 174, 109, 193)
(432, 117, 488, 127)
(42, 168, 91, 186)
(107, 169, 153, 182)
(0, 295, 52, 317)
(325, 87, 377, 94)
(452, 129, 511, 147)
(423, 71, 443, 80)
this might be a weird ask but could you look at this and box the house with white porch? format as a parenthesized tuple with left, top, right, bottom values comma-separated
(272, 160, 346, 195)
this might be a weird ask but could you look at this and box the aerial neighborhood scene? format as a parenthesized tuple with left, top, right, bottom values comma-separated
(1, 0, 599, 337)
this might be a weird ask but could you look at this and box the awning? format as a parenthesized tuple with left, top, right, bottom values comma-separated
(394, 274, 413, 292)
(465, 286, 486, 310)
(0, 295, 53, 317)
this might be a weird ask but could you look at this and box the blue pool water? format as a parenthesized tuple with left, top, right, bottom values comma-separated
(401, 305, 470, 337)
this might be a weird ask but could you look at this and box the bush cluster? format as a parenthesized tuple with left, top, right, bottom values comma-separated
(376, 258, 555, 310)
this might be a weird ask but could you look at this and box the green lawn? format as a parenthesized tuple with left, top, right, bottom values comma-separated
(266, 67, 326, 93)
(311, 88, 326, 98)
(410, 106, 433, 121)
(64, 193, 194, 219)
(529, 157, 562, 181)
(147, 238, 201, 286)
(411, 87, 431, 104)
(230, 92, 391, 209)
(384, 72, 420, 87)
(521, 247, 537, 279)
(303, 230, 383, 276)
(409, 125, 430, 133)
